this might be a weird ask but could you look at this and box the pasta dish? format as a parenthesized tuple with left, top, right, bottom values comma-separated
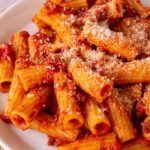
(0, 0, 150, 149)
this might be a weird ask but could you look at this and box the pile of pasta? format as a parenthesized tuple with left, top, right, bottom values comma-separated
(1, 0, 150, 149)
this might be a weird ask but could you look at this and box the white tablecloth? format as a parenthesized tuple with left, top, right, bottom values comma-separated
(0, 0, 17, 13)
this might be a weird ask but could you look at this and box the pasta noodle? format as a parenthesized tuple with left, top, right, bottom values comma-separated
(113, 58, 150, 84)
(107, 89, 136, 143)
(69, 57, 112, 102)
(54, 72, 84, 130)
(122, 137, 150, 150)
(18, 65, 53, 91)
(4, 42, 31, 118)
(142, 116, 150, 140)
(51, 0, 62, 5)
(32, 14, 49, 29)
(124, 0, 150, 18)
(31, 112, 79, 142)
(11, 31, 29, 58)
(81, 20, 139, 60)
(58, 133, 120, 150)
(11, 85, 51, 130)
(84, 96, 110, 135)
(4, 61, 27, 119)
(36, 6, 76, 47)
(59, 0, 88, 9)
(107, 0, 123, 18)
(28, 30, 54, 64)
(0, 44, 15, 92)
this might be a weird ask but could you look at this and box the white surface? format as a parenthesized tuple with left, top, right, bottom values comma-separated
(0, 0, 17, 13)
(0, 0, 150, 150)
(0, 0, 42, 43)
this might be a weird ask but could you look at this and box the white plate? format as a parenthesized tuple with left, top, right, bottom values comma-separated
(0, 0, 150, 150)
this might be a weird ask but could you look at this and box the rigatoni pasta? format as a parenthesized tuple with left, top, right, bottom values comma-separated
(4, 41, 31, 118)
(0, 44, 15, 92)
(124, 0, 150, 18)
(69, 57, 112, 103)
(113, 58, 150, 84)
(122, 137, 150, 150)
(58, 133, 120, 150)
(54, 72, 83, 130)
(84, 96, 110, 135)
(4, 60, 27, 119)
(28, 31, 54, 64)
(142, 116, 150, 140)
(11, 31, 29, 58)
(37, 5, 76, 47)
(59, 0, 89, 9)
(81, 20, 139, 60)
(18, 65, 53, 91)
(107, 89, 136, 143)
(4, 73, 25, 119)
(50, 0, 62, 5)
(32, 14, 49, 29)
(0, 0, 150, 149)
(31, 112, 79, 142)
(11, 85, 51, 130)
(107, 0, 123, 18)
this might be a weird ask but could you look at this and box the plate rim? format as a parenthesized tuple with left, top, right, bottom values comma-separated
(0, 0, 22, 18)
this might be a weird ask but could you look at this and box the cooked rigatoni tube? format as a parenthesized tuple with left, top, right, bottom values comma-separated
(59, 0, 88, 9)
(119, 84, 142, 115)
(84, 96, 111, 135)
(4, 71, 25, 119)
(4, 54, 31, 118)
(113, 58, 150, 84)
(11, 85, 51, 130)
(51, 0, 62, 4)
(18, 65, 53, 91)
(32, 14, 49, 29)
(58, 133, 121, 150)
(143, 85, 150, 116)
(124, 0, 150, 18)
(107, 0, 123, 18)
(36, 5, 77, 47)
(0, 60, 14, 93)
(107, 89, 136, 143)
(54, 72, 84, 130)
(142, 116, 150, 140)
(40, 29, 64, 54)
(119, 84, 142, 100)
(31, 112, 79, 142)
(81, 20, 139, 60)
(122, 137, 150, 150)
(68, 57, 112, 103)
(50, 35, 65, 53)
(0, 43, 15, 92)
(11, 31, 29, 58)
(28, 31, 55, 64)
